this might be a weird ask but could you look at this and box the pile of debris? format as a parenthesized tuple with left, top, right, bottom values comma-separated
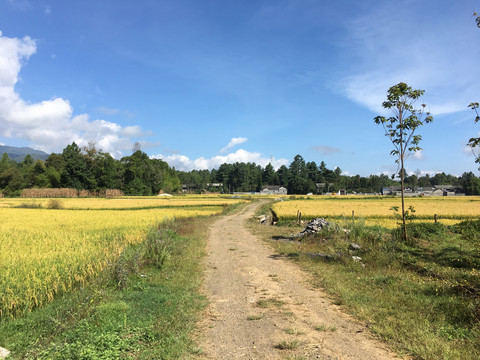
(257, 214, 272, 225)
(291, 218, 329, 237)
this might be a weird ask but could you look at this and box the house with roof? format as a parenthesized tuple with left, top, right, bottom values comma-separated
(261, 185, 287, 195)
(382, 185, 465, 196)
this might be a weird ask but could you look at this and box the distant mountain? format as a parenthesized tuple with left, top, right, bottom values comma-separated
(0, 145, 50, 162)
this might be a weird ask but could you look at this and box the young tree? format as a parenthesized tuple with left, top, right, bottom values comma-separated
(468, 12, 480, 169)
(467, 102, 479, 169)
(374, 82, 433, 242)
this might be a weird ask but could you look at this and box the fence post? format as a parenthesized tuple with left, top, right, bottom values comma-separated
(352, 210, 355, 223)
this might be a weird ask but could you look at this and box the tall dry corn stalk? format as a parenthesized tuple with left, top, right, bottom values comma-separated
(20, 188, 124, 198)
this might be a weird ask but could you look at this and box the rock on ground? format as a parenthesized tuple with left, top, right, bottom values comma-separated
(0, 347, 10, 359)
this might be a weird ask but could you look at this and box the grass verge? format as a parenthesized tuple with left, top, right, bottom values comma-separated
(0, 215, 213, 359)
(249, 215, 480, 360)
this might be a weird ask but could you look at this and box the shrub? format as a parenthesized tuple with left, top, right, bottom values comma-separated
(15, 202, 42, 209)
(452, 220, 480, 241)
(144, 230, 171, 270)
(113, 245, 142, 289)
(47, 199, 64, 209)
(406, 222, 447, 239)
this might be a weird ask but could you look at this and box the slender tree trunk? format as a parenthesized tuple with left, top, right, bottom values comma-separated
(399, 111, 408, 243)
(400, 154, 407, 242)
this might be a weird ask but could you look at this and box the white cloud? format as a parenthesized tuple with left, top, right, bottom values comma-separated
(0, 32, 146, 157)
(407, 169, 442, 178)
(96, 106, 119, 115)
(337, 1, 480, 116)
(120, 125, 145, 137)
(152, 148, 289, 171)
(375, 168, 442, 179)
(312, 145, 341, 155)
(7, 0, 32, 11)
(464, 144, 480, 157)
(0, 31, 36, 88)
(220, 137, 248, 153)
(96, 106, 136, 119)
(412, 150, 424, 161)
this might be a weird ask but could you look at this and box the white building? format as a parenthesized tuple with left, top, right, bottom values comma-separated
(261, 185, 287, 195)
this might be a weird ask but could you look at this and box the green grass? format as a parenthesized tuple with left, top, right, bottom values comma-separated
(250, 216, 480, 360)
(314, 324, 327, 331)
(256, 298, 285, 308)
(275, 339, 300, 350)
(0, 216, 211, 359)
(284, 328, 305, 336)
(313, 324, 335, 332)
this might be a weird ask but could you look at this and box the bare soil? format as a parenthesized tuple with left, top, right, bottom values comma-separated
(196, 201, 399, 359)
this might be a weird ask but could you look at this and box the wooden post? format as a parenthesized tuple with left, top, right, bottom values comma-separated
(434, 214, 437, 223)
(352, 210, 355, 223)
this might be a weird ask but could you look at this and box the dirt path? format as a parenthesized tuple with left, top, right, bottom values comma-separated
(197, 201, 399, 359)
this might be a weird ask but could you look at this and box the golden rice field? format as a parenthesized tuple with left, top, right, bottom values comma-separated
(0, 195, 248, 209)
(0, 196, 245, 320)
(272, 196, 480, 228)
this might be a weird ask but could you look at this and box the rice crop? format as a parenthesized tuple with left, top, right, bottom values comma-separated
(272, 196, 480, 228)
(0, 198, 227, 320)
(0, 196, 247, 210)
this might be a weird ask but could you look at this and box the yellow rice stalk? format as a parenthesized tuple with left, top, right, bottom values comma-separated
(0, 203, 225, 319)
(0, 196, 247, 209)
(272, 197, 480, 224)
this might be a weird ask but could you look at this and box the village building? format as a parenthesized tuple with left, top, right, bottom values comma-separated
(182, 183, 223, 193)
(382, 185, 465, 196)
(261, 185, 287, 195)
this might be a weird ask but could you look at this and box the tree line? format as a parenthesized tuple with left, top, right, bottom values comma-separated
(0, 143, 479, 196)
(0, 142, 179, 196)
(177, 154, 480, 195)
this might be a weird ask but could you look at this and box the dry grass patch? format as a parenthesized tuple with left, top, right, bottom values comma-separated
(284, 328, 305, 336)
(256, 298, 285, 308)
(275, 339, 300, 350)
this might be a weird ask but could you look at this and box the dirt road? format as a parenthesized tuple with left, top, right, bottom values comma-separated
(197, 201, 398, 359)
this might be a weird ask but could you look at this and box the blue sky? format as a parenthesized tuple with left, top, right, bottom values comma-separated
(0, 0, 479, 176)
